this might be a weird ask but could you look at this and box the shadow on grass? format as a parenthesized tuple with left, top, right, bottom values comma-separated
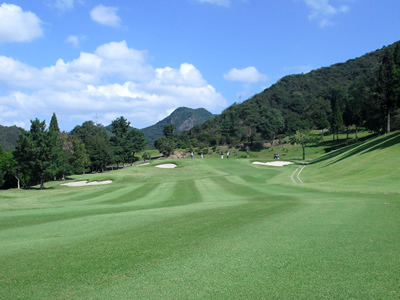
(365, 132, 400, 153)
(309, 142, 362, 165)
(23, 186, 56, 191)
(310, 131, 400, 166)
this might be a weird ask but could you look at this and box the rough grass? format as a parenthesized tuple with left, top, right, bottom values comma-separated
(0, 133, 399, 299)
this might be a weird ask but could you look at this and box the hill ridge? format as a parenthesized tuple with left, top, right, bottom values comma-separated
(142, 107, 215, 146)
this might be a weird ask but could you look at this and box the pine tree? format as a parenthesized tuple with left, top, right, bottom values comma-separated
(110, 116, 131, 167)
(14, 119, 56, 189)
(48, 113, 63, 179)
(377, 49, 396, 133)
(393, 43, 400, 111)
(163, 124, 175, 138)
(331, 100, 343, 140)
(126, 128, 146, 165)
(49, 113, 60, 133)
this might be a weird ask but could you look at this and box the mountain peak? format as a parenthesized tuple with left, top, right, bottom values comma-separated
(142, 107, 215, 146)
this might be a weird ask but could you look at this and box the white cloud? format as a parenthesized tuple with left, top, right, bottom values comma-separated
(55, 0, 74, 11)
(50, 0, 83, 12)
(65, 35, 80, 47)
(195, 0, 231, 7)
(90, 5, 121, 27)
(0, 3, 43, 43)
(224, 66, 268, 83)
(0, 41, 227, 130)
(302, 0, 350, 27)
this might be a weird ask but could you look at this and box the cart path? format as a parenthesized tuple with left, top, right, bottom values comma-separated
(291, 166, 305, 184)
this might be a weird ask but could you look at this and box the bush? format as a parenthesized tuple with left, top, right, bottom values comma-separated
(142, 151, 151, 161)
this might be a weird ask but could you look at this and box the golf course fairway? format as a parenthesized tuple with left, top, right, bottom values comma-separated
(1, 132, 399, 299)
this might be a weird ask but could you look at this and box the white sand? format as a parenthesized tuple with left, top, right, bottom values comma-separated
(155, 163, 177, 169)
(61, 180, 113, 187)
(252, 161, 294, 167)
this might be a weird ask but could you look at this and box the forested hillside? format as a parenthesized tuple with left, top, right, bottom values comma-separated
(142, 107, 215, 146)
(170, 41, 400, 149)
(2, 41, 400, 189)
(0, 125, 22, 151)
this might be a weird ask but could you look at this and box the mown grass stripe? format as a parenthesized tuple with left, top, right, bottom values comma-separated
(100, 183, 161, 205)
(0, 133, 399, 299)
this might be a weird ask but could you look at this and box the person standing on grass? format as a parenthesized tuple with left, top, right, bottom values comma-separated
(221, 152, 223, 159)
(227, 151, 230, 159)
(191, 152, 194, 159)
(201, 153, 203, 159)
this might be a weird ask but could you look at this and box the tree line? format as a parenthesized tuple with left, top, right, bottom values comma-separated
(0, 115, 146, 189)
(2, 42, 400, 188)
(155, 42, 400, 154)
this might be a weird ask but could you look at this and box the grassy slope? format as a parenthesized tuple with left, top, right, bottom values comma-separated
(301, 131, 400, 193)
(0, 134, 399, 299)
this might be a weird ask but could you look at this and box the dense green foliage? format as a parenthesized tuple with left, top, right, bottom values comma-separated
(0, 132, 399, 298)
(0, 115, 146, 189)
(0, 147, 15, 189)
(154, 124, 176, 156)
(109, 116, 147, 167)
(0, 125, 21, 152)
(70, 121, 113, 173)
(13, 119, 57, 189)
(142, 107, 215, 146)
(174, 41, 400, 149)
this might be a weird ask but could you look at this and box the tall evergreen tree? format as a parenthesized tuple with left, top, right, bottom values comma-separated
(126, 128, 147, 165)
(71, 135, 89, 174)
(163, 124, 176, 139)
(48, 113, 63, 179)
(49, 113, 60, 133)
(305, 96, 331, 140)
(155, 124, 176, 156)
(393, 43, 400, 113)
(110, 116, 131, 167)
(14, 119, 56, 189)
(331, 100, 344, 140)
(239, 103, 259, 145)
(377, 49, 397, 133)
(0, 148, 16, 189)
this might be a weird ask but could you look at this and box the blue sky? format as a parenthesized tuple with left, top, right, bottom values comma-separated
(0, 0, 399, 131)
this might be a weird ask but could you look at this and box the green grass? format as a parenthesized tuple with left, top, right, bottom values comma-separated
(0, 133, 399, 299)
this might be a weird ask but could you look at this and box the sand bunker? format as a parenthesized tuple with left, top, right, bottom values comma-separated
(61, 180, 113, 187)
(155, 163, 177, 169)
(252, 161, 294, 167)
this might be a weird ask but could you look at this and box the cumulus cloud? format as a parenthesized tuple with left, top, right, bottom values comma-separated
(90, 5, 121, 27)
(302, 0, 350, 27)
(224, 66, 268, 83)
(0, 41, 227, 130)
(0, 3, 43, 43)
